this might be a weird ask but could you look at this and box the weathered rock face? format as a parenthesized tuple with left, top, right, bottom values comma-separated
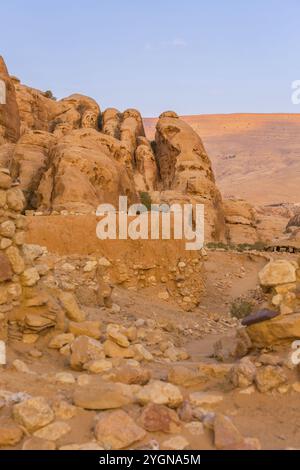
(36, 129, 137, 212)
(0, 143, 15, 168)
(120, 109, 145, 156)
(13, 78, 58, 135)
(102, 108, 121, 139)
(0, 56, 229, 247)
(51, 94, 100, 135)
(224, 199, 258, 244)
(155, 112, 226, 241)
(0, 57, 20, 144)
(14, 79, 100, 137)
(134, 139, 157, 192)
(10, 131, 56, 208)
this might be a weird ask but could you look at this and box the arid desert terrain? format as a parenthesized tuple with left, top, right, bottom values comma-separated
(0, 55, 300, 451)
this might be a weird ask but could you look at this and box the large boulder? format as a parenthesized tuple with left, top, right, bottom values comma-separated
(259, 260, 297, 287)
(247, 313, 300, 347)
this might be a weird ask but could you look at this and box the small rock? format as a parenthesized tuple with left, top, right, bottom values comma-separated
(158, 291, 170, 301)
(70, 336, 105, 371)
(21, 268, 40, 287)
(53, 400, 78, 420)
(0, 420, 23, 447)
(48, 334, 75, 350)
(189, 392, 223, 408)
(214, 414, 244, 450)
(105, 365, 151, 385)
(69, 321, 101, 340)
(83, 261, 98, 272)
(58, 291, 86, 322)
(12, 359, 35, 375)
(99, 257, 111, 267)
(34, 421, 71, 441)
(0, 221, 15, 238)
(13, 397, 54, 432)
(230, 357, 256, 388)
(55, 372, 76, 384)
(177, 401, 194, 423)
(139, 403, 181, 433)
(60, 442, 104, 450)
(133, 344, 154, 362)
(103, 339, 135, 359)
(84, 359, 113, 374)
(77, 375, 91, 387)
(107, 324, 130, 347)
(255, 366, 287, 393)
(95, 410, 146, 450)
(168, 366, 205, 387)
(136, 380, 183, 409)
(162, 435, 189, 450)
(184, 422, 204, 436)
(110, 304, 121, 314)
(73, 382, 134, 410)
(22, 437, 56, 450)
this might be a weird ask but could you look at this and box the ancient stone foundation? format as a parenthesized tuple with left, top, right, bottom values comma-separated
(0, 167, 27, 340)
(0, 168, 114, 344)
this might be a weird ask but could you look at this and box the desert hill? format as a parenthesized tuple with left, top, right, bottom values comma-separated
(144, 114, 300, 205)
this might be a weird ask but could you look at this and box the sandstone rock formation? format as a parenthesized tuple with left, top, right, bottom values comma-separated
(223, 199, 258, 244)
(155, 112, 227, 241)
(36, 129, 137, 212)
(0, 57, 20, 144)
(0, 57, 229, 247)
(10, 131, 56, 208)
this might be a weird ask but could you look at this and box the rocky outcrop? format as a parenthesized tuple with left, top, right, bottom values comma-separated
(134, 138, 157, 192)
(13, 78, 57, 135)
(14, 77, 100, 137)
(10, 131, 56, 208)
(243, 258, 300, 347)
(36, 129, 137, 212)
(51, 94, 100, 136)
(0, 56, 230, 247)
(155, 112, 226, 241)
(102, 108, 121, 139)
(120, 109, 145, 156)
(0, 57, 20, 144)
(223, 199, 258, 244)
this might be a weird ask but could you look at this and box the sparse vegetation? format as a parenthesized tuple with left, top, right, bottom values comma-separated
(140, 192, 152, 211)
(206, 241, 266, 252)
(230, 298, 254, 319)
(44, 90, 57, 101)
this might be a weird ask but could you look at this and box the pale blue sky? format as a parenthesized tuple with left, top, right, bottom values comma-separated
(1, 0, 299, 116)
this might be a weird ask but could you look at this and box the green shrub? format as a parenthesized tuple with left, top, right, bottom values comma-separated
(230, 298, 254, 320)
(140, 192, 152, 211)
(44, 90, 57, 101)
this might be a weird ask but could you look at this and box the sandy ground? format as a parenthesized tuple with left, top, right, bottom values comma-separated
(1, 249, 299, 450)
